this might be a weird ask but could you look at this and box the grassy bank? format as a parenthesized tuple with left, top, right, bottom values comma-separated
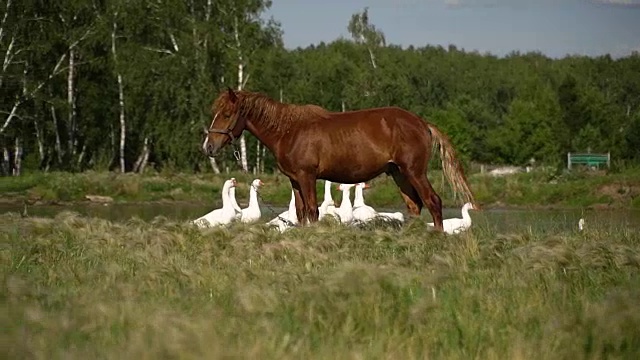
(1, 212, 639, 358)
(1, 168, 640, 209)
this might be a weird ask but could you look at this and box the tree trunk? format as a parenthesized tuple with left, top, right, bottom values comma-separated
(67, 47, 76, 158)
(255, 141, 260, 174)
(33, 117, 45, 165)
(76, 143, 86, 169)
(367, 47, 377, 70)
(0, 0, 15, 89)
(1, 147, 9, 175)
(139, 138, 151, 173)
(197, 0, 220, 175)
(110, 123, 115, 164)
(133, 136, 150, 173)
(260, 145, 265, 174)
(233, 16, 248, 172)
(0, 35, 14, 90)
(139, 149, 150, 173)
(112, 14, 126, 173)
(1, 51, 67, 136)
(12, 137, 21, 176)
(43, 149, 51, 172)
(117, 72, 126, 173)
(0, 100, 19, 135)
(237, 62, 248, 171)
(50, 104, 63, 163)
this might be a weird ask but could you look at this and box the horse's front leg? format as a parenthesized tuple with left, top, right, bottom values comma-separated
(290, 179, 305, 225)
(298, 174, 319, 224)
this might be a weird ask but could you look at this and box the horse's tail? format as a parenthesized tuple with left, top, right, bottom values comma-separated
(426, 123, 476, 206)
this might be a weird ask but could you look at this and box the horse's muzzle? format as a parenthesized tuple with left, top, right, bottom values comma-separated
(205, 143, 218, 157)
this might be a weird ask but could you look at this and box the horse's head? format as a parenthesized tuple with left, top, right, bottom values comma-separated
(203, 88, 247, 157)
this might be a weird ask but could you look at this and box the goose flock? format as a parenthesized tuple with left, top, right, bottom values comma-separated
(192, 178, 476, 235)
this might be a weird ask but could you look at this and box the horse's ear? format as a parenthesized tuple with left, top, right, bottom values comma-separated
(227, 87, 237, 103)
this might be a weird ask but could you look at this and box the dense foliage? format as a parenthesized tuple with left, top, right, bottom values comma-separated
(2, 1, 639, 176)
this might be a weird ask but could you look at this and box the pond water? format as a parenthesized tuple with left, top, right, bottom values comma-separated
(1, 202, 639, 234)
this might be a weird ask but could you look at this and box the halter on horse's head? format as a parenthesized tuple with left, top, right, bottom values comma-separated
(203, 88, 246, 157)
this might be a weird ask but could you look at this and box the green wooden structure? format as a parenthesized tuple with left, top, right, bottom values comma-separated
(567, 152, 610, 170)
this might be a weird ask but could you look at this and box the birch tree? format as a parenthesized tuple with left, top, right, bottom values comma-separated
(348, 7, 385, 70)
(229, 12, 251, 171)
(0, 0, 15, 90)
(346, 7, 386, 107)
(0, 0, 68, 137)
(55, 1, 95, 166)
(219, 0, 281, 172)
(0, 0, 69, 175)
(110, 10, 126, 172)
(188, 0, 221, 173)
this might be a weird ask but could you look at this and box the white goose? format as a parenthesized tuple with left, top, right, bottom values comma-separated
(352, 182, 377, 223)
(352, 182, 404, 224)
(267, 189, 298, 232)
(193, 178, 238, 228)
(319, 180, 337, 220)
(376, 211, 405, 223)
(238, 178, 264, 223)
(334, 183, 355, 224)
(428, 202, 476, 235)
(228, 186, 243, 221)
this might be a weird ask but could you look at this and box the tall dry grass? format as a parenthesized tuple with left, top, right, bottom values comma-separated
(1, 211, 639, 359)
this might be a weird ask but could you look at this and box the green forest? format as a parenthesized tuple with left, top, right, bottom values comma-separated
(1, 0, 640, 177)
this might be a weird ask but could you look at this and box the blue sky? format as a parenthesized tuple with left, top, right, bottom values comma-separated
(265, 0, 640, 58)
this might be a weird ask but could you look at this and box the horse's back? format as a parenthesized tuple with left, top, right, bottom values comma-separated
(324, 106, 430, 142)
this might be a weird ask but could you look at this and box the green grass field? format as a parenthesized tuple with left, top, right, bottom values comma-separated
(2, 211, 639, 359)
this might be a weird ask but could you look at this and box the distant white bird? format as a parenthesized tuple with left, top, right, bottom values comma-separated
(428, 202, 476, 235)
(578, 218, 585, 231)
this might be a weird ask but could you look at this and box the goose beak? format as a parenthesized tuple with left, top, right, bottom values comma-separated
(258, 180, 265, 186)
(363, 183, 371, 189)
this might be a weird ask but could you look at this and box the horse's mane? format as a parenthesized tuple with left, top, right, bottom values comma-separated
(213, 90, 330, 133)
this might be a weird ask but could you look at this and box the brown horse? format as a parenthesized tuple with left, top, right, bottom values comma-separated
(203, 88, 476, 231)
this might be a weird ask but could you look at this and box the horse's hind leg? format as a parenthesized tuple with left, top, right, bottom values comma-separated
(404, 170, 444, 231)
(389, 165, 422, 216)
